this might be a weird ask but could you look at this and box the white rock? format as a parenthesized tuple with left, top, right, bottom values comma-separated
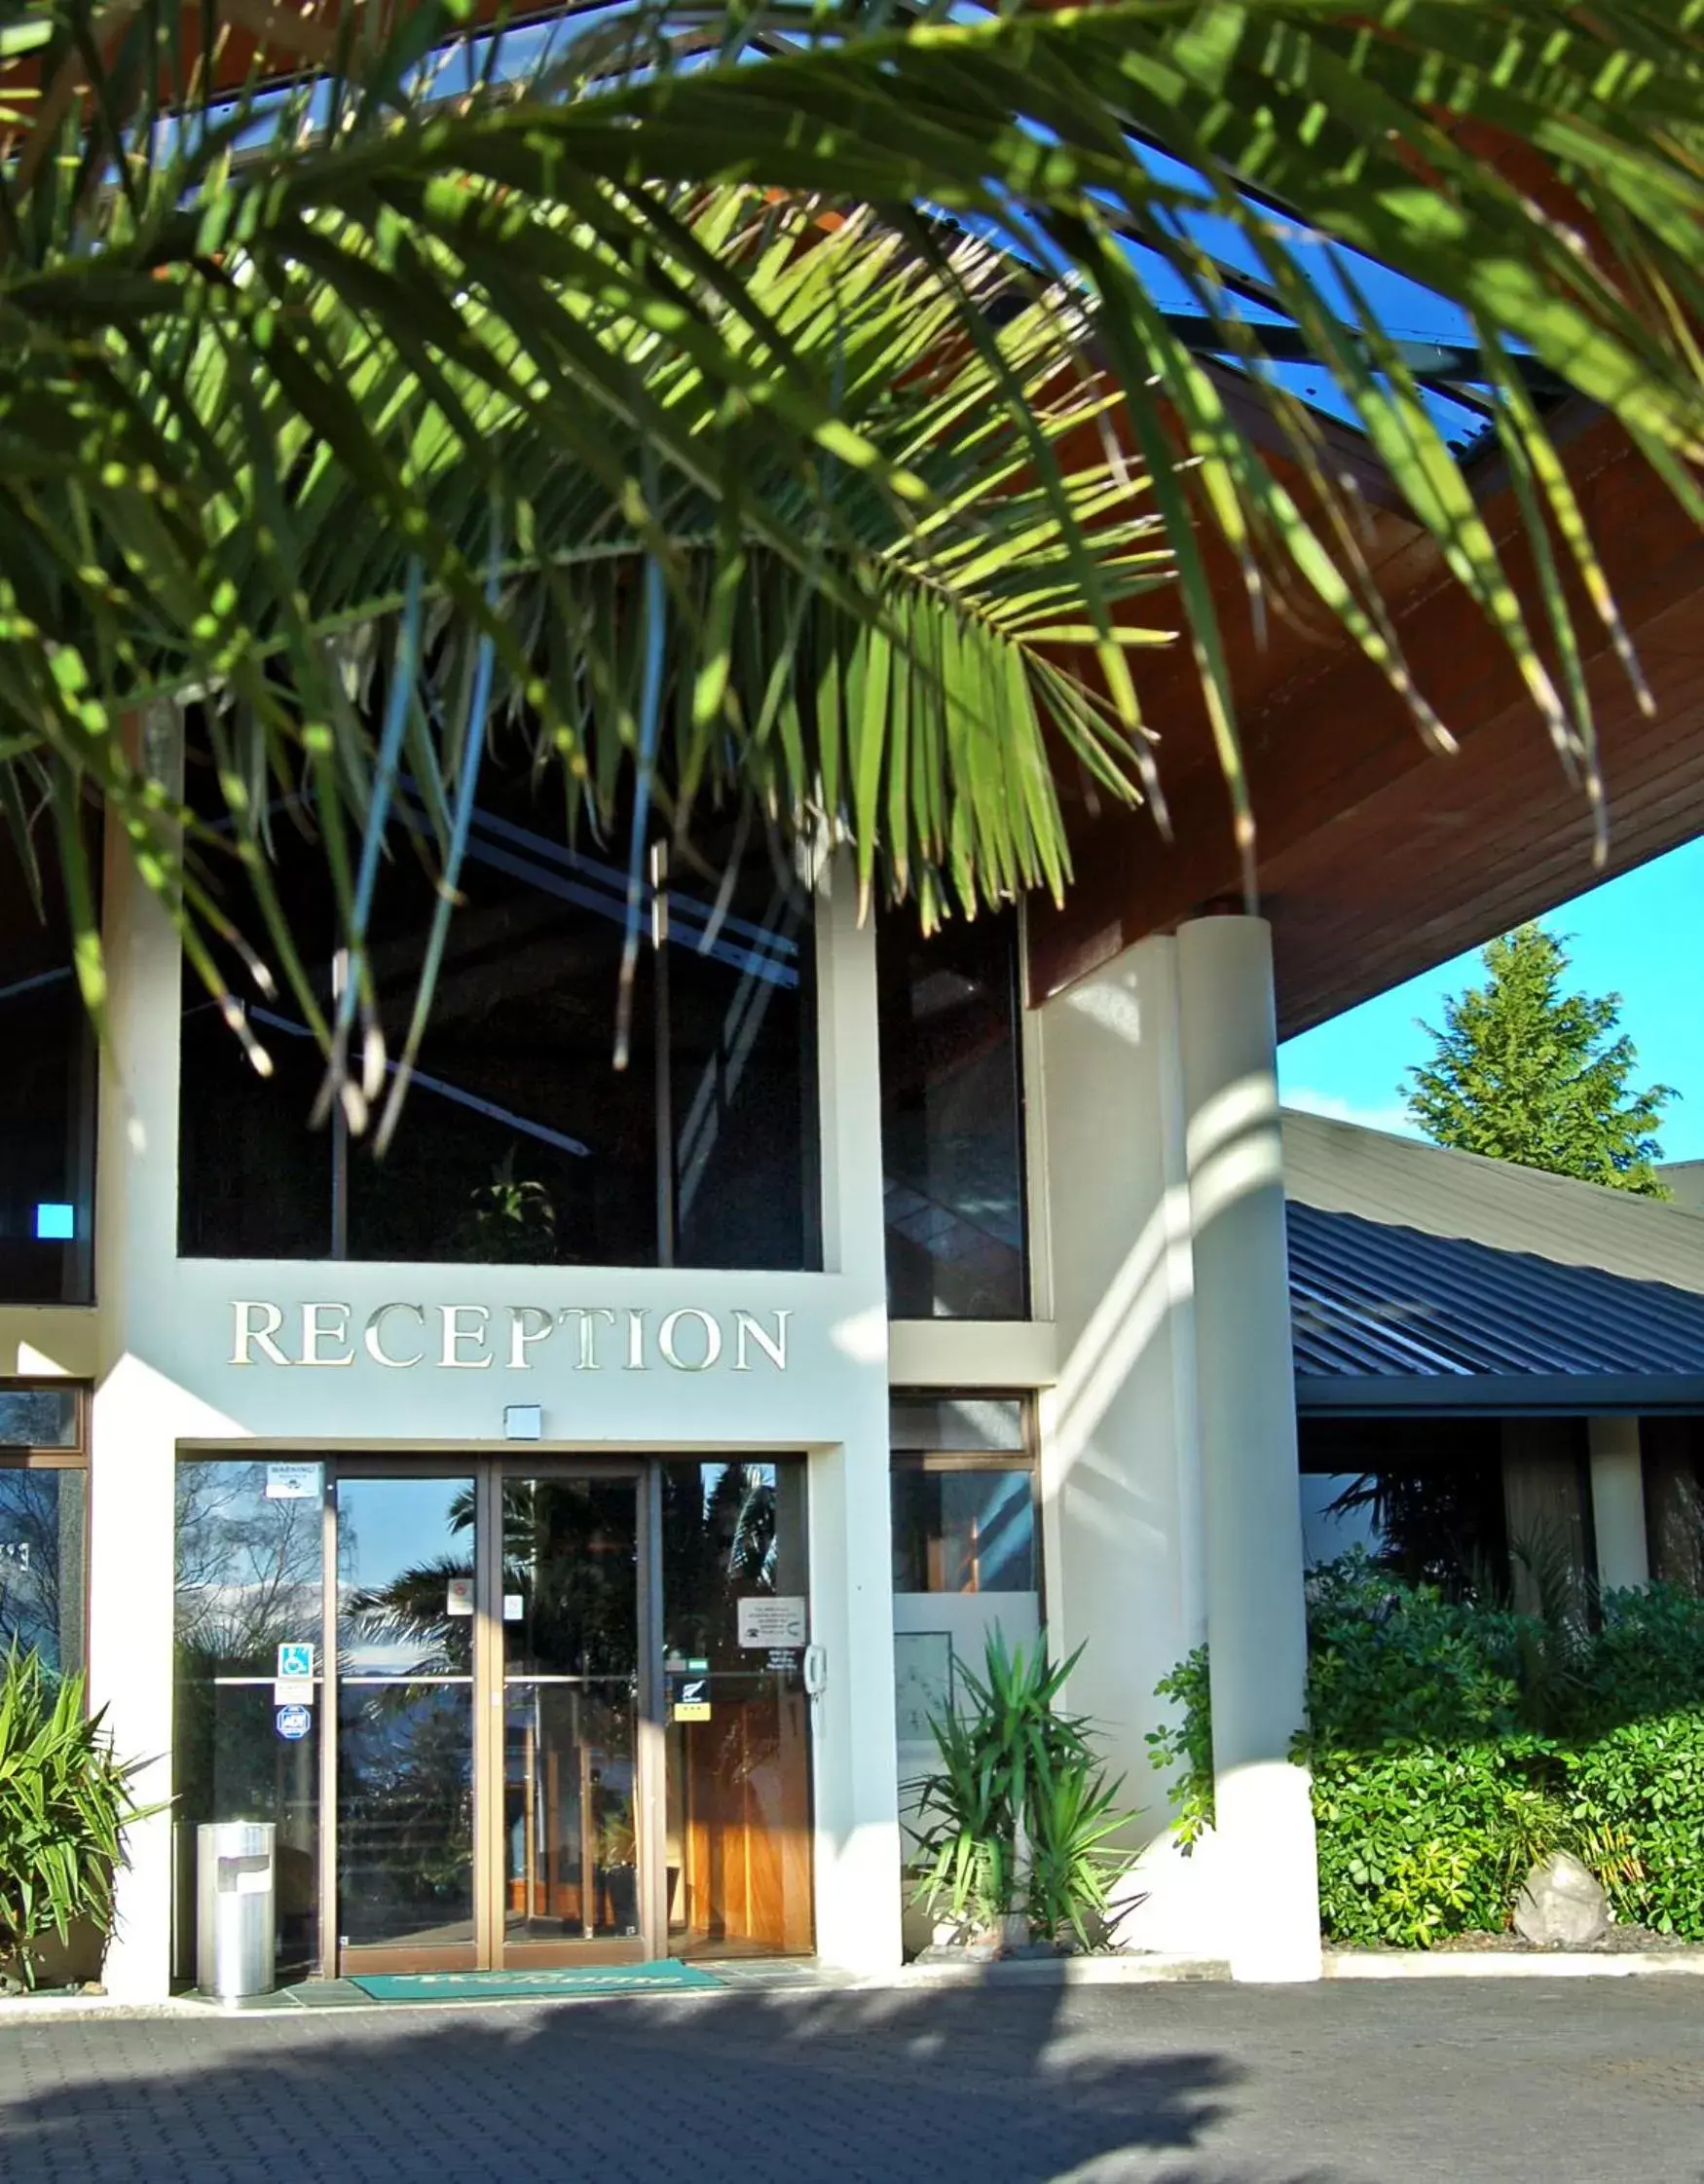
(1513, 1851, 1610, 1948)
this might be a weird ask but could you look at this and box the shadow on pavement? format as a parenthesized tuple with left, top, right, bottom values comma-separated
(0, 1982, 1352, 2184)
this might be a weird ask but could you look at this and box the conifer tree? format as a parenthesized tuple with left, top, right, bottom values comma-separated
(1403, 926, 1676, 1197)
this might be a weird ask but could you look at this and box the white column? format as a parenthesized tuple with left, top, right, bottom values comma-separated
(1037, 938, 1211, 1951)
(1588, 1415, 1649, 1592)
(1176, 913, 1319, 1983)
(90, 717, 190, 2002)
(807, 855, 901, 1973)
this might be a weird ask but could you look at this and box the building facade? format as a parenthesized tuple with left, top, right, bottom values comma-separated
(1, 773, 1322, 2000)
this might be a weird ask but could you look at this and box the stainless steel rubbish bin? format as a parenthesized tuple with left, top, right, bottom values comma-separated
(196, 1822, 277, 1999)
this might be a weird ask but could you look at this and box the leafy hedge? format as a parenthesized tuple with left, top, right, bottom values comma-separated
(1148, 1555, 1704, 1947)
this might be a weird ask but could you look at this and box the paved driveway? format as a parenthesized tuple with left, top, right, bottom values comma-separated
(2, 1978, 1700, 2183)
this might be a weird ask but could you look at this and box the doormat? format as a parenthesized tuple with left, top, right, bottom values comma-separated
(347, 1961, 723, 2004)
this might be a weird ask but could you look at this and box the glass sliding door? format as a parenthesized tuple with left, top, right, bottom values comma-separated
(173, 1451, 809, 1985)
(335, 1473, 478, 1971)
(173, 1459, 326, 1985)
(499, 1475, 643, 1962)
(660, 1460, 813, 1959)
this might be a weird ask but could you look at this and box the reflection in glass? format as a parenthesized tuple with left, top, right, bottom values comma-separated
(1298, 1467, 1510, 1598)
(661, 1462, 812, 1959)
(0, 1388, 79, 1449)
(173, 1460, 323, 1981)
(504, 1686, 638, 1942)
(501, 1477, 640, 1944)
(877, 908, 1027, 1318)
(177, 762, 821, 1272)
(890, 1466, 1035, 1594)
(0, 1469, 85, 1676)
(669, 835, 818, 1271)
(336, 1476, 476, 1952)
(176, 778, 336, 1258)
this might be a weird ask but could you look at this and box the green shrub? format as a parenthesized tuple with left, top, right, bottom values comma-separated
(1149, 1559, 1704, 1947)
(0, 1647, 159, 1988)
(1565, 1715, 1704, 1935)
(1145, 1645, 1214, 1849)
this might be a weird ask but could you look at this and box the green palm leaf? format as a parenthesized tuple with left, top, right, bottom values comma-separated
(0, 0, 1699, 1091)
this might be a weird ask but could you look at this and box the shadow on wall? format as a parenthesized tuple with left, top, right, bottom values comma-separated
(0, 1983, 1357, 2184)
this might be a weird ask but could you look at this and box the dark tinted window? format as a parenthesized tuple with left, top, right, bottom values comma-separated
(178, 792, 335, 1259)
(179, 762, 819, 1270)
(877, 909, 1026, 1318)
(0, 837, 95, 1302)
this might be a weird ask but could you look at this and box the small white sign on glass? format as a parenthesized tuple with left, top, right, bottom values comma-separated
(446, 1577, 474, 1617)
(264, 1462, 321, 1502)
(736, 1596, 807, 1649)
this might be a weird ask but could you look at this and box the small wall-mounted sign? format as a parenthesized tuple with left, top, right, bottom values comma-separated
(737, 1596, 807, 1649)
(502, 1595, 524, 1622)
(265, 1462, 322, 1502)
(277, 1642, 315, 1681)
(276, 1705, 313, 1742)
(446, 1577, 474, 1617)
(273, 1678, 314, 1707)
(671, 1672, 712, 1723)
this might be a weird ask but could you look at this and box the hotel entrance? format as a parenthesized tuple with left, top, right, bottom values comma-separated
(172, 1455, 814, 1984)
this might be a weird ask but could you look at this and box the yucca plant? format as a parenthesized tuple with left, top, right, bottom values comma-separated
(0, 1647, 158, 1990)
(906, 1631, 1138, 1949)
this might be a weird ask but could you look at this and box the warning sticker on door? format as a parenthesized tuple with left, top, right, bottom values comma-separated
(672, 1674, 712, 1724)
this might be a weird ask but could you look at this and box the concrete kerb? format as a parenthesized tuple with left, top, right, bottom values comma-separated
(1325, 1948, 1704, 1980)
(5, 1945, 1703, 2024)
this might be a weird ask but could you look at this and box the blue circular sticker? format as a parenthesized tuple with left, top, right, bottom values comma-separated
(276, 1704, 313, 1742)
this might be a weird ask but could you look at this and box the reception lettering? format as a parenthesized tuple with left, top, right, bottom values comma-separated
(230, 1301, 790, 1374)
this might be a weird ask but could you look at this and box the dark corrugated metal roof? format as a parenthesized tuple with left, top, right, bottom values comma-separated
(1288, 1203, 1704, 1392)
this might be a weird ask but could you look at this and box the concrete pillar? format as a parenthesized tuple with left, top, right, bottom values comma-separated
(1176, 914, 1320, 1983)
(1037, 937, 1209, 1951)
(91, 714, 189, 2002)
(808, 854, 900, 1973)
(1588, 1415, 1649, 1592)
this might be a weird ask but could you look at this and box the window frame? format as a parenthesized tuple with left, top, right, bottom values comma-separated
(888, 1389, 1042, 1605)
(0, 1378, 90, 1466)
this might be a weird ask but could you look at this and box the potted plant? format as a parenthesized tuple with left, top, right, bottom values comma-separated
(0, 1647, 159, 1992)
(905, 1632, 1139, 1957)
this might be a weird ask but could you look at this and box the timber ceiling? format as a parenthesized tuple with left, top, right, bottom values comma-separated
(1028, 406, 1704, 1037)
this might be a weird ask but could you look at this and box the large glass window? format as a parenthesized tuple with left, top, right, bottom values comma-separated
(0, 837, 95, 1303)
(178, 759, 819, 1269)
(890, 1395, 1040, 1819)
(0, 1385, 88, 1681)
(877, 908, 1027, 1319)
(889, 1396, 1035, 1596)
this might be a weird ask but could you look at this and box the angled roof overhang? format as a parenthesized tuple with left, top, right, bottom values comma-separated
(1284, 1114, 1704, 1418)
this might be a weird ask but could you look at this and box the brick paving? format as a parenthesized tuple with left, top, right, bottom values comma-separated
(1, 1977, 1701, 2182)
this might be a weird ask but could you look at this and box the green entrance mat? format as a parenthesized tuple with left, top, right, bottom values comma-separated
(347, 1961, 722, 2004)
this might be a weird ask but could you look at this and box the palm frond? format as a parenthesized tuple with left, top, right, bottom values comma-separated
(0, 0, 1700, 1097)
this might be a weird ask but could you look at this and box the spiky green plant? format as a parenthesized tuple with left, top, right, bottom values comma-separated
(906, 1630, 1137, 1948)
(0, 1647, 160, 1990)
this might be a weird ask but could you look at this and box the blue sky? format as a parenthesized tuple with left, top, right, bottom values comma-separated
(1278, 838, 1704, 1166)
